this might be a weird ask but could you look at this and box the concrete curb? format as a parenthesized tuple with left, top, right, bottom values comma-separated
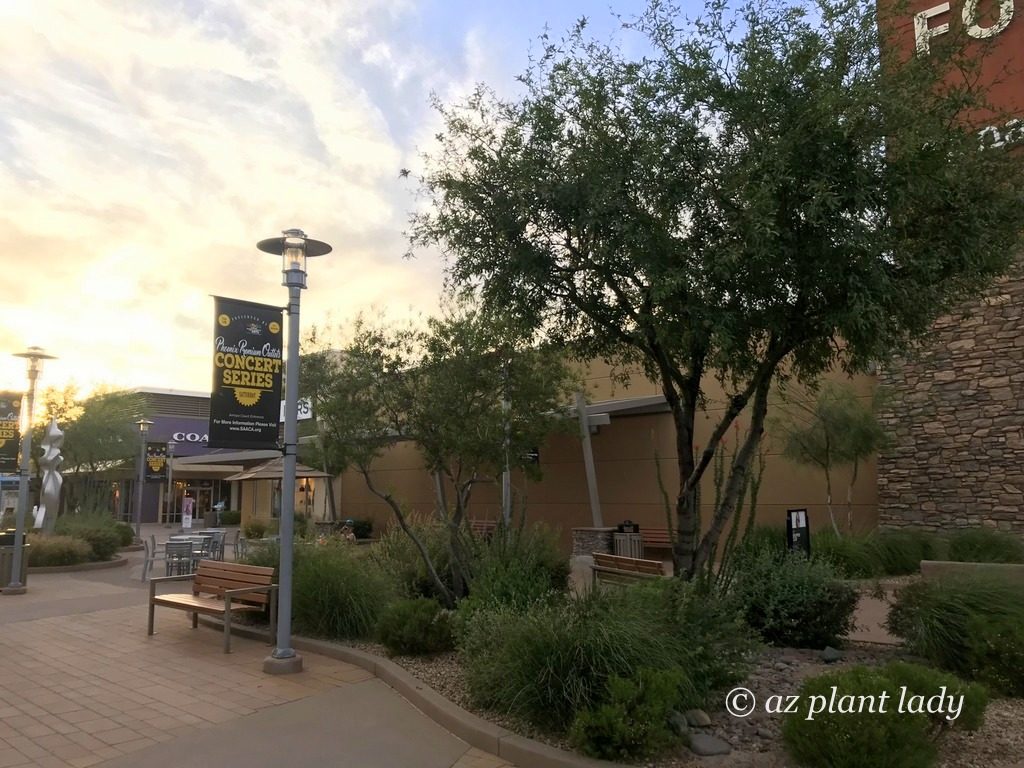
(29, 555, 129, 574)
(122, 544, 145, 552)
(198, 618, 632, 768)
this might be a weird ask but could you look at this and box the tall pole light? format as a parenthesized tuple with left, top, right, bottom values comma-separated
(134, 419, 154, 543)
(166, 439, 177, 526)
(257, 228, 331, 675)
(3, 346, 55, 595)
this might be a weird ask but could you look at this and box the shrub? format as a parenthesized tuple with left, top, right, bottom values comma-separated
(371, 515, 455, 601)
(731, 548, 858, 648)
(56, 513, 131, 557)
(569, 668, 684, 761)
(243, 519, 268, 540)
(946, 528, 1024, 564)
(376, 597, 454, 656)
(886, 575, 1024, 690)
(460, 580, 755, 730)
(220, 510, 241, 526)
(736, 525, 788, 560)
(26, 534, 92, 566)
(814, 531, 881, 578)
(351, 519, 373, 539)
(869, 530, 937, 576)
(111, 522, 134, 547)
(292, 543, 396, 639)
(782, 663, 986, 768)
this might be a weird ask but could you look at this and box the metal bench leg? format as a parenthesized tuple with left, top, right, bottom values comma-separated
(269, 589, 277, 646)
(148, 603, 155, 635)
(223, 600, 232, 654)
(192, 611, 198, 629)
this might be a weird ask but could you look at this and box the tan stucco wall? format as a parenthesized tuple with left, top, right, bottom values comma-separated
(335, 362, 879, 552)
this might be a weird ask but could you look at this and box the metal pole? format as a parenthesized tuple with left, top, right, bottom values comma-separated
(166, 443, 175, 526)
(4, 366, 39, 594)
(576, 391, 603, 528)
(501, 358, 511, 525)
(135, 434, 146, 542)
(271, 282, 301, 664)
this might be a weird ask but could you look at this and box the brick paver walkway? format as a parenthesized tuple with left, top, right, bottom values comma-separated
(0, 550, 512, 768)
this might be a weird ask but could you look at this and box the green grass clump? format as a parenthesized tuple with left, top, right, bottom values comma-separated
(376, 597, 454, 656)
(946, 528, 1024, 564)
(26, 534, 92, 566)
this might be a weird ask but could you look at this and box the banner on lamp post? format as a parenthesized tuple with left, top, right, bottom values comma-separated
(0, 391, 22, 474)
(208, 296, 285, 450)
(145, 443, 167, 482)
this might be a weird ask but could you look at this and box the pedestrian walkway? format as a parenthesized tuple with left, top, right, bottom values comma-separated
(0, 548, 513, 768)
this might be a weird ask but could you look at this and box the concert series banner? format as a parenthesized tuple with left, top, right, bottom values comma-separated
(0, 391, 21, 473)
(145, 442, 167, 482)
(208, 296, 284, 450)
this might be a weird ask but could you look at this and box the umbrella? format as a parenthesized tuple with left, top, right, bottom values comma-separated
(223, 457, 330, 482)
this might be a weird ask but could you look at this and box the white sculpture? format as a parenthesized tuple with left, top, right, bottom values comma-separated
(37, 418, 63, 532)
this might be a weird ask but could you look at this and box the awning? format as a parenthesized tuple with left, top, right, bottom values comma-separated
(223, 457, 330, 481)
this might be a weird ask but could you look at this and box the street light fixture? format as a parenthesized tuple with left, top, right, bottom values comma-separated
(3, 346, 56, 595)
(166, 439, 177, 526)
(257, 228, 331, 675)
(134, 418, 154, 542)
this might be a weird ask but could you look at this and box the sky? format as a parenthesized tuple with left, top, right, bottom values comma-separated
(0, 0, 663, 402)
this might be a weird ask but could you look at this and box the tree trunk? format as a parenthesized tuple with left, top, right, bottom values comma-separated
(692, 373, 773, 574)
(846, 460, 859, 533)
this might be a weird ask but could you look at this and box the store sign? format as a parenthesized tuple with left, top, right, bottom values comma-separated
(145, 443, 167, 482)
(914, 0, 1015, 54)
(208, 296, 284, 450)
(0, 391, 21, 474)
(280, 397, 313, 422)
(171, 431, 209, 444)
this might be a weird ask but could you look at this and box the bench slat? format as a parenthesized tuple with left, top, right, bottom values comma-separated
(152, 595, 263, 614)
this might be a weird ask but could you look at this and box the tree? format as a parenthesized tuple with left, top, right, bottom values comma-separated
(409, 0, 1024, 577)
(772, 382, 889, 534)
(41, 387, 146, 518)
(301, 302, 580, 605)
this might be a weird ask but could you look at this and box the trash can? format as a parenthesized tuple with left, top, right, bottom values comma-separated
(613, 521, 642, 558)
(0, 538, 30, 587)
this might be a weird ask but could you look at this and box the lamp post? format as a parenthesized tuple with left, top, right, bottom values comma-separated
(257, 228, 331, 675)
(134, 418, 154, 542)
(166, 439, 177, 526)
(3, 346, 55, 595)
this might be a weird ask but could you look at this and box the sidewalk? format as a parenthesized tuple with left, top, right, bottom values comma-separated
(0, 546, 512, 768)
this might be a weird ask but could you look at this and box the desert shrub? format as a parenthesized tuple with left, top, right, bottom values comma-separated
(26, 534, 92, 566)
(292, 542, 396, 639)
(242, 540, 280, 573)
(243, 519, 268, 540)
(376, 597, 454, 656)
(783, 662, 986, 768)
(460, 580, 754, 730)
(886, 575, 1024, 688)
(56, 514, 130, 558)
(111, 521, 134, 547)
(735, 525, 788, 561)
(459, 523, 569, 622)
(219, 510, 241, 526)
(869, 530, 937, 575)
(814, 530, 881, 578)
(731, 548, 858, 648)
(371, 515, 455, 601)
(946, 528, 1024, 564)
(569, 668, 684, 761)
(351, 519, 373, 539)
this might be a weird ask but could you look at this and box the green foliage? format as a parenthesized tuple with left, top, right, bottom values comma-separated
(293, 543, 396, 639)
(376, 598, 455, 656)
(946, 528, 1024, 564)
(54, 515, 121, 561)
(886, 576, 1024, 694)
(812, 529, 938, 578)
(243, 520, 268, 540)
(26, 534, 92, 566)
(813, 530, 882, 578)
(219, 510, 241, 526)
(460, 580, 754, 730)
(731, 548, 858, 648)
(242, 540, 280, 572)
(569, 668, 684, 761)
(783, 662, 986, 768)
(111, 521, 134, 547)
(459, 524, 569, 623)
(372, 516, 455, 601)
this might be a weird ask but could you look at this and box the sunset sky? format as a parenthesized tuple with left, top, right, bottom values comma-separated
(0, 0, 654, 402)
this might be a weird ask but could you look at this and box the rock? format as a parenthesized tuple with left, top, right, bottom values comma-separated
(820, 646, 843, 664)
(687, 733, 732, 757)
(756, 727, 773, 739)
(669, 711, 690, 737)
(684, 708, 712, 727)
(774, 661, 789, 670)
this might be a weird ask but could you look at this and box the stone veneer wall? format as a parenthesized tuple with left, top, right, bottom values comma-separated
(878, 273, 1024, 536)
(571, 527, 615, 556)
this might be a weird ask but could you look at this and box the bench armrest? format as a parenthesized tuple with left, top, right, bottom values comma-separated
(149, 573, 196, 600)
(223, 584, 278, 598)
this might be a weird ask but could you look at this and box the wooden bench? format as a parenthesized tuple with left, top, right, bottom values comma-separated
(468, 520, 498, 538)
(148, 560, 277, 653)
(591, 552, 665, 586)
(641, 528, 674, 557)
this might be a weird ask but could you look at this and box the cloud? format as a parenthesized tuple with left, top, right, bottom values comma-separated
(0, 0, 465, 395)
